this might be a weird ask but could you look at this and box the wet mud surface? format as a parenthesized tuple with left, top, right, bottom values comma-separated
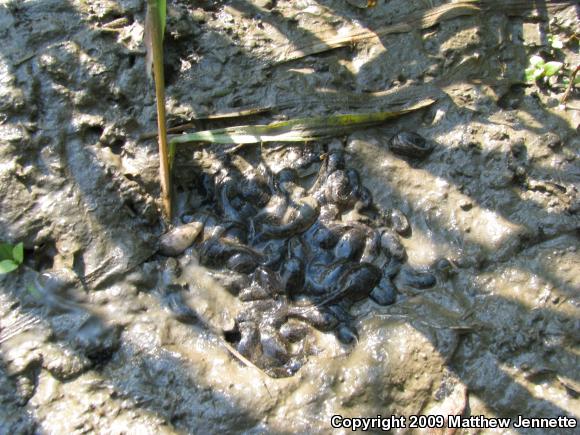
(0, 0, 579, 433)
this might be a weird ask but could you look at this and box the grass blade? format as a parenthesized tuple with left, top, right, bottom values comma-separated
(169, 99, 435, 146)
(146, 0, 172, 220)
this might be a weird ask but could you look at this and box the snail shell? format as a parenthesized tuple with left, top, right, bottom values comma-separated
(159, 221, 204, 256)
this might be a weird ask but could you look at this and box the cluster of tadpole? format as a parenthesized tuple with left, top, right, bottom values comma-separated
(160, 132, 439, 377)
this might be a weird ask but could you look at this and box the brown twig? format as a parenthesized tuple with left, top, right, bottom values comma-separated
(560, 65, 579, 104)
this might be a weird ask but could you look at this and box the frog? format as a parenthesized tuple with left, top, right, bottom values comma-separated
(199, 237, 265, 274)
(309, 150, 373, 219)
(233, 268, 314, 377)
(253, 168, 320, 241)
(159, 141, 442, 376)
(232, 259, 380, 372)
(297, 260, 402, 343)
(216, 166, 267, 224)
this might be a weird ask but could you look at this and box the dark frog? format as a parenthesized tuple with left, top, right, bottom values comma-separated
(158, 140, 444, 377)
(295, 261, 396, 343)
(233, 270, 309, 377)
(199, 237, 265, 274)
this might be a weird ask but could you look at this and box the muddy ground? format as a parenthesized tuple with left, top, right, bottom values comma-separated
(0, 0, 579, 433)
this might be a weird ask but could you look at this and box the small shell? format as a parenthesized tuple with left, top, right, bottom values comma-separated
(390, 131, 433, 158)
(159, 222, 203, 256)
(324, 171, 354, 205)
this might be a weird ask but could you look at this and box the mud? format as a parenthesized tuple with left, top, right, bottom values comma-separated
(0, 0, 578, 433)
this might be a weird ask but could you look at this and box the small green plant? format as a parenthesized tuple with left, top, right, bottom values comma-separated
(524, 55, 563, 83)
(0, 241, 24, 274)
(525, 33, 579, 88)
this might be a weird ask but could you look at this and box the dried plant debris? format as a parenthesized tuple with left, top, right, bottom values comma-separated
(270, 0, 576, 64)
(159, 141, 440, 377)
(143, 84, 439, 142)
(169, 100, 434, 146)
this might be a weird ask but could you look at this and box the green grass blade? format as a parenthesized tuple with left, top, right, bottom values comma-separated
(159, 0, 166, 39)
(169, 99, 435, 146)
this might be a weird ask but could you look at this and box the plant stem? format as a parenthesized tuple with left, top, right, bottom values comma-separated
(147, 0, 172, 220)
(561, 65, 579, 104)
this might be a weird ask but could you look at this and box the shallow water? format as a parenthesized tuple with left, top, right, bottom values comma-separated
(0, 0, 578, 433)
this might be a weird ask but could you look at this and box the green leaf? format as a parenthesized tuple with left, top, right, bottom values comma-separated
(525, 66, 544, 83)
(0, 259, 18, 274)
(159, 0, 166, 39)
(12, 242, 23, 264)
(543, 61, 563, 77)
(524, 67, 537, 83)
(529, 55, 545, 67)
(532, 68, 545, 80)
(0, 243, 13, 260)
